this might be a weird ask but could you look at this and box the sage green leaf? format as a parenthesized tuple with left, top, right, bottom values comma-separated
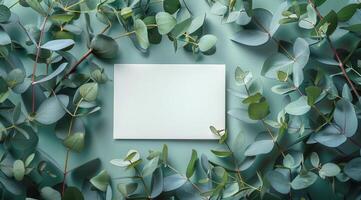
(163, 174, 186, 192)
(198, 34, 217, 53)
(6, 69, 25, 88)
(310, 152, 319, 168)
(319, 163, 340, 178)
(79, 82, 98, 102)
(261, 53, 293, 79)
(235, 67, 252, 85)
(285, 96, 310, 116)
(142, 156, 159, 177)
(62, 187, 84, 200)
(33, 62, 68, 85)
(134, 19, 149, 49)
(0, 5, 11, 23)
(342, 84, 352, 101)
(314, 125, 347, 147)
(299, 4, 317, 29)
(344, 157, 361, 181)
(40, 187, 61, 200)
(117, 183, 138, 197)
(267, 170, 290, 194)
(334, 99, 357, 137)
(25, 0, 46, 16)
(231, 30, 269, 46)
(305, 86, 321, 106)
(163, 0, 180, 14)
(313, 10, 338, 36)
(243, 93, 263, 104)
(239, 156, 256, 171)
(293, 37, 310, 70)
(49, 14, 74, 25)
(35, 95, 69, 125)
(271, 84, 295, 95)
(228, 108, 257, 123)
(188, 14, 205, 34)
(210, 2, 227, 16)
(337, 3, 360, 22)
(0, 27, 11, 45)
(245, 134, 274, 156)
(150, 168, 163, 198)
(90, 34, 119, 59)
(41, 39, 74, 51)
(90, 170, 110, 192)
(222, 182, 239, 198)
(341, 24, 361, 33)
(211, 150, 232, 158)
(291, 172, 317, 190)
(269, 1, 288, 35)
(110, 150, 140, 167)
(248, 101, 270, 120)
(155, 12, 176, 35)
(13, 160, 25, 181)
(186, 149, 198, 178)
(283, 154, 295, 168)
(63, 132, 85, 152)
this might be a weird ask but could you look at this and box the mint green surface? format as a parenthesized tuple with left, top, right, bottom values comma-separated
(13, 0, 347, 199)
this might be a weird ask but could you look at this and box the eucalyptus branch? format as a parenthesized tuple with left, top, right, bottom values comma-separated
(308, 0, 360, 98)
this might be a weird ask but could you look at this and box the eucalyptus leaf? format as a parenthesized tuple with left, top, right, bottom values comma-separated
(186, 149, 198, 178)
(267, 170, 290, 194)
(291, 172, 317, 190)
(134, 19, 149, 49)
(40, 187, 61, 200)
(319, 163, 340, 178)
(13, 160, 25, 181)
(33, 63, 68, 85)
(245, 139, 274, 156)
(231, 30, 269, 46)
(198, 34, 217, 53)
(63, 132, 85, 152)
(142, 156, 159, 177)
(163, 174, 187, 192)
(0, 28, 11, 45)
(41, 39, 74, 51)
(344, 157, 361, 181)
(285, 96, 310, 116)
(334, 99, 357, 137)
(90, 34, 119, 59)
(0, 5, 11, 23)
(163, 0, 180, 14)
(35, 95, 69, 125)
(156, 12, 176, 35)
(90, 170, 110, 192)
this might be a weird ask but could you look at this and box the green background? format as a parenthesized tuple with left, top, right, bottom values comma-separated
(11, 0, 349, 198)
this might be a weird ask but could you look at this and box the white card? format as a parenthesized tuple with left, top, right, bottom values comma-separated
(113, 64, 225, 139)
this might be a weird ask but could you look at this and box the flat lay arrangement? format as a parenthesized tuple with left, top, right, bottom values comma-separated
(0, 0, 360, 199)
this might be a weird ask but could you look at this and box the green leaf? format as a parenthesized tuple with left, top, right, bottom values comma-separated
(291, 172, 318, 190)
(49, 14, 74, 25)
(271, 84, 295, 95)
(310, 152, 319, 168)
(285, 96, 310, 115)
(25, 0, 46, 16)
(314, 10, 338, 36)
(261, 53, 293, 79)
(41, 39, 75, 51)
(188, 14, 205, 34)
(283, 154, 295, 168)
(142, 156, 159, 177)
(305, 86, 322, 106)
(243, 93, 263, 104)
(79, 82, 98, 102)
(211, 150, 232, 158)
(162, 144, 168, 165)
(210, 2, 227, 16)
(314, 0, 327, 6)
(63, 132, 85, 152)
(314, 125, 347, 147)
(299, 4, 317, 29)
(235, 67, 252, 85)
(90, 170, 110, 192)
(341, 24, 361, 33)
(0, 5, 11, 23)
(186, 149, 198, 178)
(248, 100, 270, 120)
(110, 150, 140, 167)
(134, 19, 149, 49)
(319, 163, 340, 178)
(13, 160, 25, 181)
(163, 0, 180, 14)
(0, 27, 11, 45)
(6, 69, 25, 88)
(117, 183, 138, 197)
(245, 134, 274, 156)
(334, 99, 357, 137)
(163, 174, 187, 192)
(344, 157, 361, 181)
(90, 34, 119, 59)
(41, 187, 61, 200)
(35, 95, 69, 125)
(150, 168, 163, 198)
(198, 34, 217, 53)
(33, 62, 68, 85)
(62, 187, 84, 200)
(267, 170, 290, 194)
(231, 30, 270, 46)
(155, 12, 176, 35)
(337, 3, 360, 22)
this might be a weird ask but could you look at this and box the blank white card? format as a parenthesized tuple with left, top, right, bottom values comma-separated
(113, 64, 225, 139)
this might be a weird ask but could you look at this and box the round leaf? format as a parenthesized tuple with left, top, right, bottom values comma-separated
(13, 160, 25, 181)
(35, 95, 69, 125)
(267, 170, 290, 194)
(198, 34, 217, 53)
(90, 34, 119, 59)
(156, 12, 176, 35)
(285, 96, 310, 116)
(291, 172, 317, 190)
(319, 163, 340, 178)
(63, 132, 85, 152)
(344, 157, 361, 181)
(41, 39, 75, 51)
(163, 0, 180, 14)
(163, 174, 187, 192)
(90, 170, 110, 192)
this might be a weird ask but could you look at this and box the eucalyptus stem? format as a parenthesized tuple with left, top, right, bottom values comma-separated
(61, 98, 83, 196)
(132, 164, 151, 199)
